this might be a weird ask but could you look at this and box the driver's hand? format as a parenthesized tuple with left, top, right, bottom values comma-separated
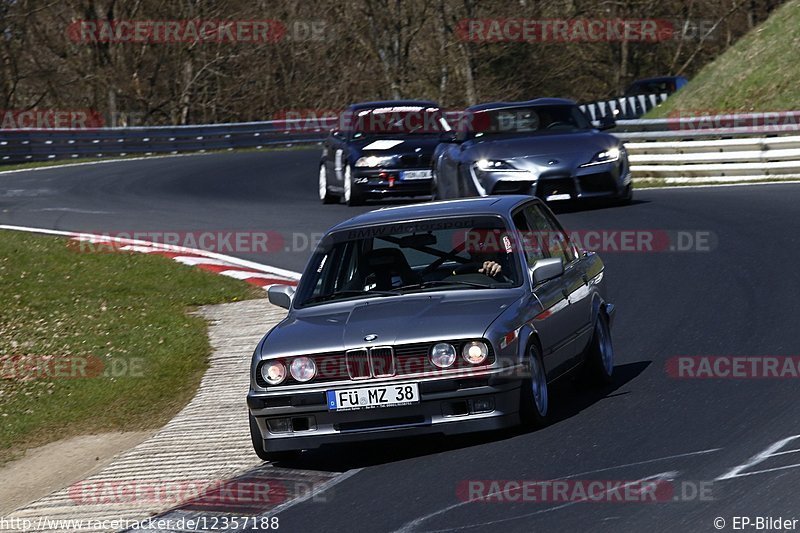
(479, 261, 502, 277)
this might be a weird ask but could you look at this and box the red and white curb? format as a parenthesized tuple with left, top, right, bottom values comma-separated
(0, 225, 301, 288)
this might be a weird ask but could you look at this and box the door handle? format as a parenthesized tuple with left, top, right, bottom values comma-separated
(581, 274, 589, 285)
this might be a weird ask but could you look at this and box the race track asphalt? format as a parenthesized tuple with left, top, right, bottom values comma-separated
(2, 150, 799, 532)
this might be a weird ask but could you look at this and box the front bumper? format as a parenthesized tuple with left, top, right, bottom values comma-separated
(247, 367, 523, 451)
(481, 163, 631, 201)
(352, 167, 433, 199)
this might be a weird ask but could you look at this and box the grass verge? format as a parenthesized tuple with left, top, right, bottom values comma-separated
(0, 230, 262, 465)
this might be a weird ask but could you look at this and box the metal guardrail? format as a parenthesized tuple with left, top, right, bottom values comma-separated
(0, 120, 331, 165)
(625, 134, 800, 182)
(607, 112, 800, 182)
(2, 109, 799, 183)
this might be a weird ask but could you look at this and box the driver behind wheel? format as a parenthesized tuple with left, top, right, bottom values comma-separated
(456, 228, 513, 280)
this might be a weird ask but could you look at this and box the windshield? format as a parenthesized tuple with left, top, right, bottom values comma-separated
(348, 106, 449, 138)
(459, 104, 591, 139)
(295, 216, 523, 307)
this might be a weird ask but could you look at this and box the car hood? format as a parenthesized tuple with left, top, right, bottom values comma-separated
(462, 131, 616, 162)
(261, 290, 523, 358)
(350, 136, 441, 157)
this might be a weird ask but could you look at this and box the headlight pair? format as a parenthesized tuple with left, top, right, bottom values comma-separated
(260, 357, 316, 385)
(430, 341, 489, 368)
(262, 341, 490, 384)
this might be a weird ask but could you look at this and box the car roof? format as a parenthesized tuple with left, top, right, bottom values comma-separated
(345, 100, 440, 112)
(465, 98, 576, 113)
(329, 196, 538, 231)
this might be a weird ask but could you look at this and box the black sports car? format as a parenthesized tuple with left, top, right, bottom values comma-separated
(432, 98, 633, 204)
(318, 100, 449, 206)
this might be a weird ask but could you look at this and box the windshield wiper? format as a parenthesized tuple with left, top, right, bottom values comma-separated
(303, 289, 400, 304)
(396, 280, 497, 291)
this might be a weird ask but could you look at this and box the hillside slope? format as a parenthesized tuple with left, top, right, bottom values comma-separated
(650, 0, 800, 116)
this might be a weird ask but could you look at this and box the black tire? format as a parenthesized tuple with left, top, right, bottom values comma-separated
(431, 170, 440, 200)
(580, 312, 614, 386)
(519, 341, 549, 427)
(343, 164, 365, 206)
(616, 183, 633, 205)
(318, 164, 337, 204)
(249, 412, 299, 463)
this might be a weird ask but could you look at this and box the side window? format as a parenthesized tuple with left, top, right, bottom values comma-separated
(512, 210, 546, 267)
(522, 204, 576, 265)
(540, 209, 578, 263)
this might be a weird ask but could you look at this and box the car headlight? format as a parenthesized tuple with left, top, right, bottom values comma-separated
(355, 155, 394, 168)
(260, 360, 287, 385)
(474, 159, 525, 172)
(289, 356, 317, 382)
(581, 147, 621, 167)
(430, 343, 457, 368)
(462, 341, 489, 365)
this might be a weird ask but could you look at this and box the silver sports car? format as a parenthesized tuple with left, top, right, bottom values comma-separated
(248, 196, 615, 460)
(432, 98, 633, 204)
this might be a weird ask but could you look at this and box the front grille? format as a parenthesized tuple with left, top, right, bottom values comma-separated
(491, 181, 533, 195)
(578, 172, 617, 193)
(346, 348, 371, 380)
(397, 154, 432, 168)
(346, 347, 396, 379)
(370, 347, 396, 377)
(537, 178, 575, 199)
(256, 339, 495, 388)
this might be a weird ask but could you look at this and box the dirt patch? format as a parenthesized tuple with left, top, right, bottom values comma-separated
(0, 431, 153, 516)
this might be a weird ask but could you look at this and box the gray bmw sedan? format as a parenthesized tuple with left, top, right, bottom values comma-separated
(248, 196, 615, 461)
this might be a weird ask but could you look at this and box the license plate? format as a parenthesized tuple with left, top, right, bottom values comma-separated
(326, 383, 419, 411)
(545, 193, 571, 201)
(400, 170, 432, 180)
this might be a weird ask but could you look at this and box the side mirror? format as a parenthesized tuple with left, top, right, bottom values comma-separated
(268, 284, 296, 309)
(529, 258, 564, 286)
(596, 115, 616, 131)
(331, 129, 345, 141)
